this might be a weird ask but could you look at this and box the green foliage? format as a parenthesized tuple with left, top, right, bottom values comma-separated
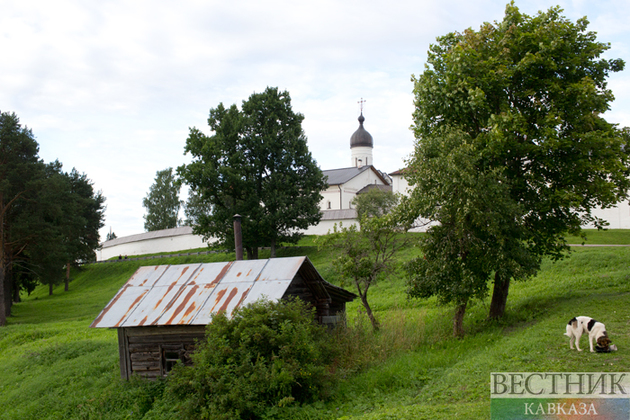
(353, 188, 399, 220)
(65, 168, 106, 265)
(143, 167, 182, 231)
(1, 111, 105, 322)
(165, 298, 337, 420)
(406, 3, 630, 320)
(178, 87, 326, 258)
(404, 127, 539, 335)
(317, 207, 409, 330)
(17, 161, 105, 295)
(1, 111, 43, 324)
(183, 189, 212, 227)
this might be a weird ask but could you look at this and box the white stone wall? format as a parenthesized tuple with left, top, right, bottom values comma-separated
(303, 218, 359, 235)
(390, 173, 411, 197)
(98, 226, 211, 261)
(390, 171, 630, 230)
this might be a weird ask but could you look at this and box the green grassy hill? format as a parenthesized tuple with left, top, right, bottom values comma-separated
(1, 231, 629, 419)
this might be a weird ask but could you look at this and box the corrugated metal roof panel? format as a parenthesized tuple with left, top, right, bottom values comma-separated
(156, 284, 213, 325)
(153, 263, 201, 287)
(191, 282, 252, 324)
(219, 259, 268, 283)
(258, 256, 304, 282)
(90, 285, 152, 328)
(127, 266, 170, 287)
(188, 261, 233, 285)
(242, 279, 292, 307)
(121, 284, 185, 327)
(91, 256, 356, 329)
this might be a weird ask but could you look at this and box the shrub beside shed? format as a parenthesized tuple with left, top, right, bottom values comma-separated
(90, 256, 356, 379)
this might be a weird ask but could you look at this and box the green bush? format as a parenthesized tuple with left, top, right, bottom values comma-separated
(165, 298, 337, 420)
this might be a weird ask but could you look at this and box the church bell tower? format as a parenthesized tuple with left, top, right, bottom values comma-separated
(350, 99, 373, 167)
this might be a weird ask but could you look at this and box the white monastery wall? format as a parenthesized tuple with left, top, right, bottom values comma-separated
(303, 218, 359, 235)
(586, 201, 630, 229)
(98, 226, 210, 261)
(99, 193, 629, 261)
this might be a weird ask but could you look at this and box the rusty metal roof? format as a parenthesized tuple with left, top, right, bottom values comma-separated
(90, 256, 355, 329)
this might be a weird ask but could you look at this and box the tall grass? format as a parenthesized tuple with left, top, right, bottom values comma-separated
(1, 236, 629, 419)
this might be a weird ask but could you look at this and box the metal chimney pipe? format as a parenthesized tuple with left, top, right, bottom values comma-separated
(233, 214, 243, 261)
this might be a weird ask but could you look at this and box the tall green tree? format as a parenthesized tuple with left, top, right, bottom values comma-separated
(183, 189, 212, 227)
(28, 161, 71, 296)
(10, 161, 105, 296)
(405, 127, 538, 336)
(0, 111, 42, 325)
(143, 167, 182, 231)
(178, 87, 326, 258)
(62, 168, 105, 291)
(405, 3, 630, 321)
(1, 112, 106, 320)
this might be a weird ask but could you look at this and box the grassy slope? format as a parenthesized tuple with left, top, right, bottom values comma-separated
(565, 228, 630, 244)
(1, 231, 629, 419)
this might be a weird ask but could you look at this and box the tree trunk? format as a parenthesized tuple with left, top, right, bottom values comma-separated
(489, 272, 510, 319)
(0, 211, 6, 325)
(4, 258, 11, 317)
(360, 294, 380, 331)
(453, 300, 467, 337)
(270, 238, 276, 258)
(65, 262, 70, 292)
(0, 264, 6, 326)
(245, 246, 259, 260)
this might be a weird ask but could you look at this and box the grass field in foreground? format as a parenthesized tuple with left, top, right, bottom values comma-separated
(0, 234, 629, 419)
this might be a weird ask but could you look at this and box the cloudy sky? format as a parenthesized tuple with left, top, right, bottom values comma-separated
(2, 0, 629, 239)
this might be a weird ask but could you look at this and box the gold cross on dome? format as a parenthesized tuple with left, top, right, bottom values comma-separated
(358, 98, 366, 113)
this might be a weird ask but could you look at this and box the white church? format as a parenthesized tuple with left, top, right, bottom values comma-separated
(307, 112, 407, 235)
(98, 112, 406, 260)
(97, 112, 629, 260)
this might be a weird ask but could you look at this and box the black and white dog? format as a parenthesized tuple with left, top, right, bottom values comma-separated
(565, 316, 617, 353)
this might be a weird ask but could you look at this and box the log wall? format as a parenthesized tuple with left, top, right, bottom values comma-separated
(118, 326, 206, 379)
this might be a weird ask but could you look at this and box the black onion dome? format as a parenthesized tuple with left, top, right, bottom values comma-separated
(350, 113, 373, 148)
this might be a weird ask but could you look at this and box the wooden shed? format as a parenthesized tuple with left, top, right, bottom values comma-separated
(90, 256, 356, 379)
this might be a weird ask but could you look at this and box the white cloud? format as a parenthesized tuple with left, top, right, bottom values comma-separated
(2, 0, 628, 238)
